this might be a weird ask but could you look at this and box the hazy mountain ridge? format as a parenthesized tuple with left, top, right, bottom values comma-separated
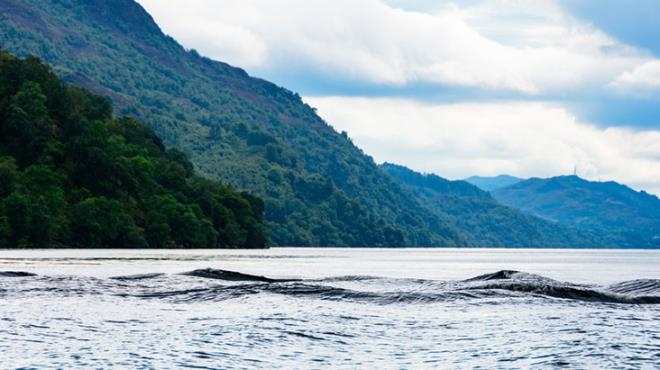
(493, 175, 660, 247)
(0, 0, 466, 246)
(465, 175, 523, 192)
(380, 163, 597, 247)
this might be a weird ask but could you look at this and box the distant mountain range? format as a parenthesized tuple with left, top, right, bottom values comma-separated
(465, 175, 523, 192)
(381, 164, 595, 247)
(492, 176, 660, 247)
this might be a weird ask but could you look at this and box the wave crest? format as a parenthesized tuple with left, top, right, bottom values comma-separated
(3, 268, 658, 305)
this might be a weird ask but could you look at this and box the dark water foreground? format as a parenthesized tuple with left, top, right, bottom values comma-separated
(1, 261, 659, 369)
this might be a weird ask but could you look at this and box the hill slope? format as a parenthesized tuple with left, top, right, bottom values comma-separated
(493, 176, 660, 247)
(0, 52, 266, 248)
(0, 0, 465, 246)
(465, 175, 523, 192)
(381, 164, 597, 247)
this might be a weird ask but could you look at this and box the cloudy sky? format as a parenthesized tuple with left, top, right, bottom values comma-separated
(137, 0, 660, 195)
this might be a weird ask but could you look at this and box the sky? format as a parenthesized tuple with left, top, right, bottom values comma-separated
(136, 0, 660, 196)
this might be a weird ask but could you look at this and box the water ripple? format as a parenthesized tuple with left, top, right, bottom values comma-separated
(1, 268, 658, 368)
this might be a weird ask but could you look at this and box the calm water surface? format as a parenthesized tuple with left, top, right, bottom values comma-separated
(1, 248, 659, 369)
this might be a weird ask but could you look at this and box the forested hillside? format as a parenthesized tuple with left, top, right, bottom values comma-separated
(493, 176, 660, 247)
(0, 0, 464, 246)
(0, 53, 266, 248)
(381, 163, 597, 247)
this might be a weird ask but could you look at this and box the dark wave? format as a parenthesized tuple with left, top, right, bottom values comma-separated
(315, 275, 382, 282)
(125, 282, 472, 304)
(2, 269, 658, 305)
(131, 282, 659, 305)
(464, 270, 522, 281)
(0, 271, 37, 277)
(462, 270, 660, 304)
(608, 279, 660, 296)
(182, 268, 300, 282)
(109, 273, 165, 281)
(465, 281, 660, 304)
(120, 270, 660, 305)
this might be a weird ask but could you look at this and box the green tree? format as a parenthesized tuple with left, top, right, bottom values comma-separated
(20, 165, 69, 242)
(2, 82, 51, 164)
(146, 195, 215, 248)
(0, 208, 11, 248)
(70, 197, 145, 248)
(0, 156, 18, 197)
(2, 192, 31, 247)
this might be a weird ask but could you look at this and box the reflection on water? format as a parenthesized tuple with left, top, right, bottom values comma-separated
(1, 248, 659, 368)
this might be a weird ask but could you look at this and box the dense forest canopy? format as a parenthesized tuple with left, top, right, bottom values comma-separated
(0, 53, 267, 248)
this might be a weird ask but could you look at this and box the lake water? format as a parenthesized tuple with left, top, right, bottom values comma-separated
(1, 248, 659, 369)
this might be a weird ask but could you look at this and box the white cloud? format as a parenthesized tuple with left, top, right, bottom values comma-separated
(612, 60, 660, 93)
(306, 96, 660, 196)
(137, 0, 652, 94)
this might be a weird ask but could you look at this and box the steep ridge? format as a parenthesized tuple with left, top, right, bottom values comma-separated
(381, 163, 597, 247)
(493, 176, 660, 247)
(0, 0, 465, 246)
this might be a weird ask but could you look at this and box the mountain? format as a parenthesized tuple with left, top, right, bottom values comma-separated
(0, 0, 465, 246)
(493, 176, 660, 247)
(0, 52, 266, 248)
(380, 163, 595, 247)
(465, 175, 523, 192)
